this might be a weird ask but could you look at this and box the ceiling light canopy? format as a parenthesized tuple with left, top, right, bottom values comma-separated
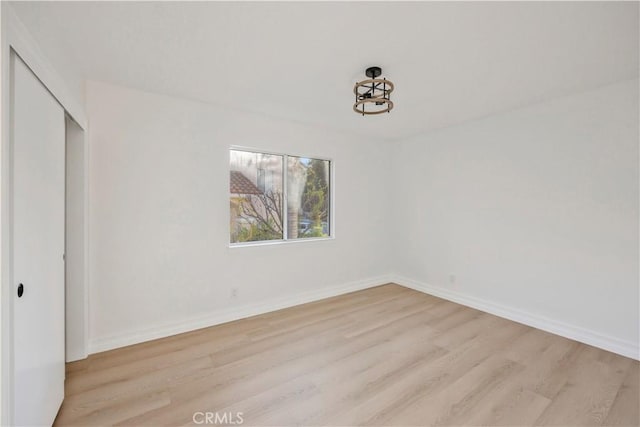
(353, 66, 394, 116)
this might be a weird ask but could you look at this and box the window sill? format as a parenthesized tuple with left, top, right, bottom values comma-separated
(229, 236, 335, 249)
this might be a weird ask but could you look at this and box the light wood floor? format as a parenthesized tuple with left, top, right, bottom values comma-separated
(55, 284, 639, 426)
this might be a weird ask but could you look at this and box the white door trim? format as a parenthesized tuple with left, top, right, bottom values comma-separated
(2, 5, 86, 128)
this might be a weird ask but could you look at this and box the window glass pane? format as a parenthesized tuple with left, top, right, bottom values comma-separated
(230, 150, 284, 243)
(287, 156, 330, 239)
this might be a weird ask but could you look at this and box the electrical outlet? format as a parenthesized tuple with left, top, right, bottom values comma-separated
(449, 274, 456, 285)
(231, 288, 238, 299)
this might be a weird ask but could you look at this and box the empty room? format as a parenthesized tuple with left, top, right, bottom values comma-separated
(1, 1, 638, 426)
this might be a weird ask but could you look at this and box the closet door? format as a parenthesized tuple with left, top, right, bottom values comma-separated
(12, 52, 66, 426)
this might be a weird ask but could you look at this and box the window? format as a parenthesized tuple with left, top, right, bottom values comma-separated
(230, 149, 331, 244)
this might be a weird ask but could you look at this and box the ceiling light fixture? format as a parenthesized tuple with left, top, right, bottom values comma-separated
(353, 66, 394, 116)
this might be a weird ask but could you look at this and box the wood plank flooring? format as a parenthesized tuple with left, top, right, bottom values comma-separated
(55, 284, 639, 426)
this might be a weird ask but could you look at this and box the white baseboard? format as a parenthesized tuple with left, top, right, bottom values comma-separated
(88, 273, 639, 361)
(392, 275, 639, 361)
(66, 347, 88, 363)
(88, 275, 392, 354)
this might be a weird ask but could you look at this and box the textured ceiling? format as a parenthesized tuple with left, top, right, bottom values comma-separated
(10, 1, 639, 141)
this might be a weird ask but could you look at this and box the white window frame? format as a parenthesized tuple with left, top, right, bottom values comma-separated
(229, 146, 335, 248)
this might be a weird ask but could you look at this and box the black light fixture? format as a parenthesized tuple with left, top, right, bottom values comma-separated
(353, 66, 394, 115)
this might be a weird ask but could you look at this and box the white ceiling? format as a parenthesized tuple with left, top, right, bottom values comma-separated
(10, 1, 639, 141)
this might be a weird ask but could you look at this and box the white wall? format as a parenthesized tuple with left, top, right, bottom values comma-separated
(86, 81, 393, 352)
(87, 79, 639, 359)
(392, 79, 639, 358)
